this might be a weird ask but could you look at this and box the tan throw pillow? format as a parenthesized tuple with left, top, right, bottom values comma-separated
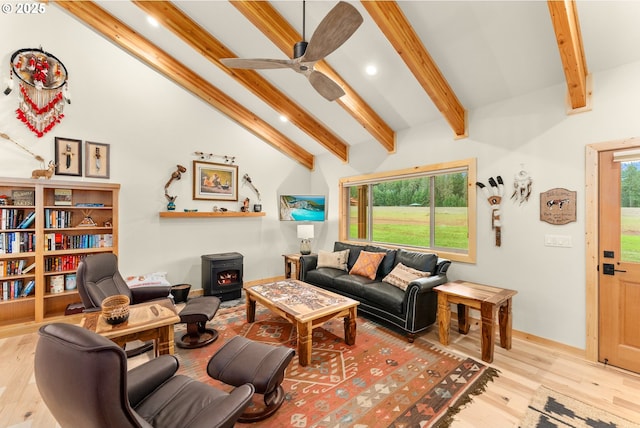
(383, 263, 431, 291)
(317, 249, 350, 271)
(349, 251, 386, 280)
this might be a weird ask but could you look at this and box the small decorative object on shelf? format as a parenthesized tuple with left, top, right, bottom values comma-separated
(78, 209, 97, 227)
(240, 197, 250, 212)
(31, 160, 56, 180)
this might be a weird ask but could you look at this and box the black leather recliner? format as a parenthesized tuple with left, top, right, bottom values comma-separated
(35, 323, 255, 428)
(77, 253, 171, 311)
(77, 253, 172, 356)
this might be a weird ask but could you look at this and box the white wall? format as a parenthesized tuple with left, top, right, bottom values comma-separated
(1, 8, 311, 289)
(313, 61, 640, 349)
(4, 7, 640, 350)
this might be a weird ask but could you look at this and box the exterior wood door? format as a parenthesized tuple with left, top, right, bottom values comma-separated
(598, 149, 640, 372)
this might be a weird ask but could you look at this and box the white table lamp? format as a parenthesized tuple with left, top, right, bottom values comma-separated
(297, 224, 314, 255)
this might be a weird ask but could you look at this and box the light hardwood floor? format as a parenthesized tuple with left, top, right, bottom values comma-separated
(1, 317, 639, 428)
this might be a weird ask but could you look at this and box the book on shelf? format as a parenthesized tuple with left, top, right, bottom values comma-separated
(11, 190, 35, 206)
(65, 273, 77, 290)
(21, 279, 35, 297)
(17, 211, 36, 229)
(74, 203, 105, 207)
(50, 274, 64, 294)
(54, 189, 73, 206)
(22, 262, 36, 274)
(1, 279, 23, 299)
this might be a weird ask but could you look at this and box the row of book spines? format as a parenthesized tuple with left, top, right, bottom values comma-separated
(0, 259, 36, 277)
(44, 209, 73, 228)
(1, 279, 35, 300)
(0, 209, 35, 230)
(0, 232, 36, 254)
(44, 255, 85, 272)
(44, 233, 113, 251)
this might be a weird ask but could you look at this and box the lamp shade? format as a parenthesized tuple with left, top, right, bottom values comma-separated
(297, 224, 314, 239)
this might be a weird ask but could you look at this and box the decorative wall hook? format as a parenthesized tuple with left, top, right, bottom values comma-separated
(476, 176, 504, 247)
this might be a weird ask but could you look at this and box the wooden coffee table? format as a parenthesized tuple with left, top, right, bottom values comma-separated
(244, 280, 359, 366)
(434, 280, 517, 363)
(81, 298, 180, 357)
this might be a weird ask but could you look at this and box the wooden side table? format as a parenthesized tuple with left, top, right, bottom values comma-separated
(283, 253, 304, 280)
(434, 280, 517, 363)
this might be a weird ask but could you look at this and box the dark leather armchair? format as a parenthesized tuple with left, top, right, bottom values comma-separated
(35, 323, 255, 428)
(77, 253, 171, 311)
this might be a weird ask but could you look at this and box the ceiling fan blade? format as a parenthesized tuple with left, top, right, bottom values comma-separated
(302, 1, 363, 62)
(220, 58, 293, 70)
(308, 70, 345, 101)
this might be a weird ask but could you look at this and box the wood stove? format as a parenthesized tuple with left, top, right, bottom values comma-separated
(202, 252, 243, 301)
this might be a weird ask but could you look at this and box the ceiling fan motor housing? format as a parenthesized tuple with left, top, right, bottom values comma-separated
(293, 41, 308, 59)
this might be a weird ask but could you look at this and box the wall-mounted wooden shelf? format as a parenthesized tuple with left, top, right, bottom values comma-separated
(159, 211, 265, 218)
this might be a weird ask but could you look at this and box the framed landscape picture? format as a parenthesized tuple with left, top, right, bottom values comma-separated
(54, 137, 82, 176)
(193, 161, 238, 201)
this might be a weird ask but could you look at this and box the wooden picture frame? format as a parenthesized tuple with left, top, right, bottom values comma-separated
(54, 137, 82, 176)
(193, 161, 238, 201)
(85, 141, 110, 179)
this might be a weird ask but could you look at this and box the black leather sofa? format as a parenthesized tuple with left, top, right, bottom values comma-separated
(299, 242, 451, 342)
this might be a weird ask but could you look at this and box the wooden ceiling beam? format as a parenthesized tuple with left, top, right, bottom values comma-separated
(547, 0, 590, 111)
(362, 1, 466, 139)
(52, 1, 314, 170)
(230, 0, 395, 153)
(134, 1, 348, 162)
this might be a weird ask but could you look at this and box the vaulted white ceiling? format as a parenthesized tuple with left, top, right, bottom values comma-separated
(54, 1, 640, 169)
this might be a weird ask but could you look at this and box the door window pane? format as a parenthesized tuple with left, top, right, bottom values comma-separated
(621, 161, 640, 261)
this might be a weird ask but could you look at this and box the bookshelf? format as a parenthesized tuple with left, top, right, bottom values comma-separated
(0, 178, 119, 333)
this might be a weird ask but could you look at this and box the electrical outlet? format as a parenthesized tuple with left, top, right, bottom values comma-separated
(545, 234, 572, 247)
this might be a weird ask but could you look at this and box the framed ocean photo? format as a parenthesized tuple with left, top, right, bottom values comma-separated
(279, 195, 326, 221)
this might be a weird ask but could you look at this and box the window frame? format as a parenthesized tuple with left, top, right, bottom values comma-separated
(338, 158, 476, 263)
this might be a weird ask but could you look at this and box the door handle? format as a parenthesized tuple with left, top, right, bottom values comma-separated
(603, 263, 627, 275)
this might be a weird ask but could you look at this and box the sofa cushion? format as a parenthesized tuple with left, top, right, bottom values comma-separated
(364, 245, 397, 277)
(305, 267, 345, 289)
(333, 274, 375, 298)
(350, 251, 386, 280)
(395, 249, 438, 274)
(334, 242, 365, 270)
(361, 282, 405, 315)
(317, 249, 349, 271)
(382, 263, 431, 291)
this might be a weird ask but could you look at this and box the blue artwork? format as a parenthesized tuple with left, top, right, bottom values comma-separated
(279, 195, 326, 221)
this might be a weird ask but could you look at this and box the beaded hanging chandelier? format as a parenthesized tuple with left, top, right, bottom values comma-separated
(6, 48, 69, 137)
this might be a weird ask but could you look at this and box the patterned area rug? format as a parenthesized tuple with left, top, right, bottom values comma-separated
(520, 385, 640, 428)
(174, 304, 498, 428)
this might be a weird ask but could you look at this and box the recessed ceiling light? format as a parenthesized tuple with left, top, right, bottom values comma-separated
(365, 64, 378, 76)
(279, 115, 288, 123)
(147, 16, 159, 27)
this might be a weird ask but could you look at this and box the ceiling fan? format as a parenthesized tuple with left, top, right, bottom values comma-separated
(221, 1, 363, 101)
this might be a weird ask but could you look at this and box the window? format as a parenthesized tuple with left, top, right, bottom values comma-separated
(339, 158, 476, 263)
